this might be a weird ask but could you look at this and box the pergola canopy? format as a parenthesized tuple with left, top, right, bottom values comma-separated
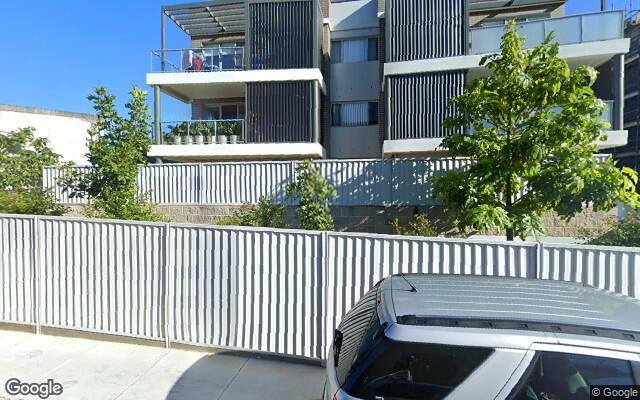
(163, 0, 246, 37)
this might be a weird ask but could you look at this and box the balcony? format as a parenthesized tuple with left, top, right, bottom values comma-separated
(151, 48, 245, 73)
(470, 11, 624, 55)
(148, 119, 325, 162)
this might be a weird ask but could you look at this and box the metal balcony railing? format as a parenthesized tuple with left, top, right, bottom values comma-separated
(151, 47, 245, 73)
(470, 10, 625, 55)
(155, 119, 245, 145)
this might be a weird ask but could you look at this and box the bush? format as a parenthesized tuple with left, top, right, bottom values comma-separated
(218, 196, 288, 228)
(61, 87, 163, 222)
(583, 213, 640, 247)
(390, 214, 437, 237)
(0, 128, 66, 215)
(286, 160, 337, 231)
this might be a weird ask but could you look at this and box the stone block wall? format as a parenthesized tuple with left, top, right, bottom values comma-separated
(65, 204, 617, 238)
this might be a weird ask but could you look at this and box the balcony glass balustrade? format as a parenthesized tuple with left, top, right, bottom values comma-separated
(151, 47, 245, 73)
(470, 10, 624, 55)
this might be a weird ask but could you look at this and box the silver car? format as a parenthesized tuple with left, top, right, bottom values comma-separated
(324, 275, 640, 400)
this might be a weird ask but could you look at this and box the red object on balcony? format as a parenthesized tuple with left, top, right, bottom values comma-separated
(193, 56, 204, 71)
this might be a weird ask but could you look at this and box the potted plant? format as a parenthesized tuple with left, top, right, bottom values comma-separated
(164, 132, 179, 145)
(229, 121, 241, 144)
(217, 121, 233, 144)
(192, 122, 206, 145)
(169, 123, 189, 145)
(204, 121, 215, 144)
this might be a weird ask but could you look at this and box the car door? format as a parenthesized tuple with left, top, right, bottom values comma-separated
(495, 343, 640, 400)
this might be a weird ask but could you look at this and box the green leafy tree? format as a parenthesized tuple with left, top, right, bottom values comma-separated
(0, 128, 66, 215)
(62, 87, 162, 221)
(286, 160, 337, 231)
(218, 196, 288, 228)
(434, 21, 639, 241)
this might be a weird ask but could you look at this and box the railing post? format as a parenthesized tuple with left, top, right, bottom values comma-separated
(198, 163, 204, 205)
(163, 223, 171, 348)
(33, 215, 42, 334)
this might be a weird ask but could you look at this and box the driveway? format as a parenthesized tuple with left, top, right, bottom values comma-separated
(0, 329, 325, 400)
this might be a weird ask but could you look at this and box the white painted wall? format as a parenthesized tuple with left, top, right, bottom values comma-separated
(0, 107, 93, 164)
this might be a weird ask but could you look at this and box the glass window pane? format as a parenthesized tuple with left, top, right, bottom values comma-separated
(348, 341, 493, 400)
(221, 105, 238, 119)
(509, 352, 639, 400)
(207, 106, 221, 120)
(368, 102, 378, 125)
(331, 41, 342, 64)
(341, 38, 369, 63)
(368, 38, 378, 61)
(335, 287, 378, 384)
(332, 104, 342, 126)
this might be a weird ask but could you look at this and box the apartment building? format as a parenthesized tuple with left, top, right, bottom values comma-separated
(610, 18, 640, 173)
(147, 0, 629, 163)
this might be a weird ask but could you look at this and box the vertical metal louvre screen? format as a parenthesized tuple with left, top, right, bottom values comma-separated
(386, 0, 465, 62)
(388, 72, 466, 140)
(0, 214, 637, 360)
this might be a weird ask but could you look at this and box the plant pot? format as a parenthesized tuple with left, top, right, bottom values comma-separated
(229, 135, 239, 144)
(194, 135, 204, 145)
(217, 135, 228, 144)
(205, 135, 214, 144)
(170, 136, 180, 145)
(182, 136, 192, 145)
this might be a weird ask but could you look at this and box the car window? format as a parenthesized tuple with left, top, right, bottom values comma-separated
(335, 287, 378, 384)
(346, 340, 493, 400)
(509, 351, 640, 400)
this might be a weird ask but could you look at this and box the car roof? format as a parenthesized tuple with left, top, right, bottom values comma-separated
(385, 274, 640, 341)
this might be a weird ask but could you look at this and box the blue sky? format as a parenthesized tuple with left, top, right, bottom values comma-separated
(0, 0, 636, 121)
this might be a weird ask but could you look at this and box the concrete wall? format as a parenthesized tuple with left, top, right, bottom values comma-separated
(0, 105, 94, 164)
(64, 204, 617, 238)
(329, 126, 379, 158)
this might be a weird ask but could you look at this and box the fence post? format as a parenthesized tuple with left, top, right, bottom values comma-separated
(198, 163, 204, 205)
(319, 230, 329, 360)
(33, 216, 42, 334)
(535, 242, 544, 280)
(163, 223, 172, 348)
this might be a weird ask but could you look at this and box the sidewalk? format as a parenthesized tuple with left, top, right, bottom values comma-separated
(0, 329, 325, 400)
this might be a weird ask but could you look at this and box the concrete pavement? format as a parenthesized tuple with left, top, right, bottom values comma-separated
(0, 329, 325, 400)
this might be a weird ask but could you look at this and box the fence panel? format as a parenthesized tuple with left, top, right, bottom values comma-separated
(203, 161, 294, 205)
(138, 163, 201, 204)
(322, 232, 538, 357)
(168, 225, 324, 358)
(0, 215, 35, 325)
(391, 158, 471, 205)
(316, 160, 392, 206)
(43, 166, 92, 205)
(38, 217, 166, 340)
(540, 244, 640, 300)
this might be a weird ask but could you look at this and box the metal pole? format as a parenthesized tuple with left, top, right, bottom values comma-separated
(154, 86, 162, 145)
(161, 9, 167, 72)
(601, 0, 607, 11)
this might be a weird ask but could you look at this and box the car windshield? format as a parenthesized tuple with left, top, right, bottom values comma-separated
(344, 338, 492, 400)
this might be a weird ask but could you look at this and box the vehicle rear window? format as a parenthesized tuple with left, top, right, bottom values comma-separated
(510, 351, 640, 400)
(345, 340, 493, 400)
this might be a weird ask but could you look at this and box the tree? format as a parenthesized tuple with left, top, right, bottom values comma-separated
(286, 160, 337, 231)
(434, 21, 639, 241)
(0, 128, 66, 215)
(62, 87, 162, 221)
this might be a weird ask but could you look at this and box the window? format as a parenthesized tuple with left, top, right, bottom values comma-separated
(509, 352, 640, 400)
(332, 102, 378, 127)
(331, 38, 378, 64)
(205, 103, 244, 120)
(345, 340, 493, 400)
(335, 287, 378, 384)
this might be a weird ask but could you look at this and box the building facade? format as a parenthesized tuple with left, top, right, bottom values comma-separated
(0, 104, 94, 164)
(147, 0, 629, 163)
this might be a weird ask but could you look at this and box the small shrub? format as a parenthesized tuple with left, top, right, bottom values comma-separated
(582, 213, 640, 247)
(218, 196, 288, 228)
(390, 214, 437, 237)
(286, 160, 337, 231)
(0, 128, 66, 216)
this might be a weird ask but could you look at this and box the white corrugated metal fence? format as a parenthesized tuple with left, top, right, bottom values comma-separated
(0, 214, 637, 359)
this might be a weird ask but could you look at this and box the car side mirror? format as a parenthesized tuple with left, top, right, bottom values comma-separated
(333, 329, 343, 366)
